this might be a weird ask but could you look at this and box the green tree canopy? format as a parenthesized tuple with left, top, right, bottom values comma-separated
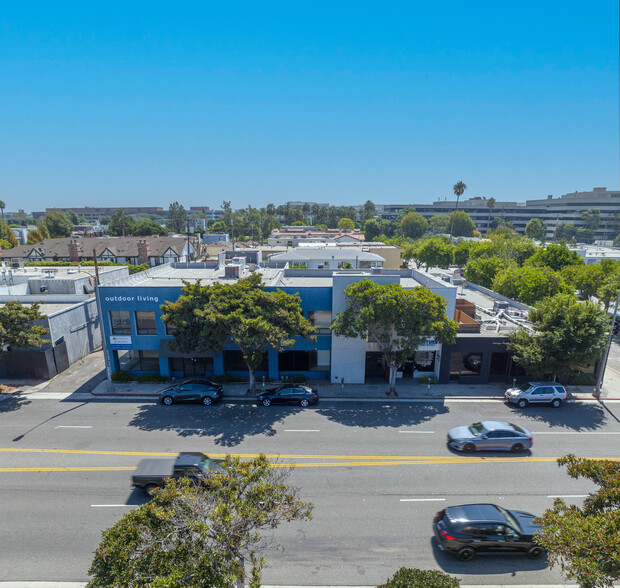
(133, 218, 165, 236)
(337, 217, 355, 230)
(464, 257, 514, 289)
(492, 265, 568, 306)
(561, 264, 605, 301)
(210, 221, 228, 233)
(525, 218, 545, 239)
(0, 301, 49, 352)
(41, 211, 73, 238)
(598, 268, 620, 310)
(108, 210, 136, 237)
(581, 208, 602, 231)
(416, 238, 454, 272)
(26, 228, 45, 244)
(399, 212, 428, 239)
(525, 243, 583, 272)
(161, 274, 315, 393)
(453, 240, 471, 268)
(331, 279, 457, 394)
(0, 221, 18, 248)
(448, 211, 475, 237)
(88, 455, 313, 588)
(506, 294, 609, 379)
(364, 218, 387, 241)
(535, 455, 620, 588)
(429, 214, 450, 234)
(377, 567, 460, 588)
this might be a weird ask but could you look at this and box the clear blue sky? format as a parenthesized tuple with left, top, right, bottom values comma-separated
(1, 1, 618, 211)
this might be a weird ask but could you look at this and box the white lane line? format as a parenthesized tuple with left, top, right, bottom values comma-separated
(400, 498, 446, 502)
(55, 425, 92, 429)
(91, 504, 133, 508)
(172, 428, 204, 431)
(546, 495, 588, 498)
(533, 431, 620, 434)
(284, 429, 320, 432)
(398, 430, 434, 434)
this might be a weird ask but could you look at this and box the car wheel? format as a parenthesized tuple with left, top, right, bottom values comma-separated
(161, 396, 173, 406)
(262, 399, 271, 407)
(511, 443, 525, 453)
(527, 546, 544, 559)
(517, 399, 528, 408)
(551, 398, 562, 408)
(202, 396, 213, 406)
(145, 484, 159, 495)
(457, 547, 476, 562)
(462, 443, 476, 454)
(300, 398, 309, 407)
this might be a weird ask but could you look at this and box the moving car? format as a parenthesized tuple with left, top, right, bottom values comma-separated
(132, 452, 225, 494)
(159, 379, 223, 406)
(447, 421, 533, 453)
(505, 381, 567, 408)
(433, 503, 544, 561)
(257, 384, 319, 407)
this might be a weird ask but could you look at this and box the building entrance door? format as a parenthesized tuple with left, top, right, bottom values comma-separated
(183, 357, 207, 377)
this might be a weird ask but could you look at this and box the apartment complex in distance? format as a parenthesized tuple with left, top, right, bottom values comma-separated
(374, 187, 619, 240)
(33, 207, 166, 222)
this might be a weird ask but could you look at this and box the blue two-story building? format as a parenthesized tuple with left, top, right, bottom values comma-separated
(97, 254, 459, 384)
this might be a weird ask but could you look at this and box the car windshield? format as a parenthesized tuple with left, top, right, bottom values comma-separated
(468, 422, 487, 437)
(519, 383, 532, 392)
(496, 504, 521, 532)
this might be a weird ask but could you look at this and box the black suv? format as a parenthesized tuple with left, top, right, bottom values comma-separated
(433, 503, 544, 561)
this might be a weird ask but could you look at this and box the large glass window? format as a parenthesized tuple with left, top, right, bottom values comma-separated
(490, 353, 509, 376)
(308, 311, 332, 333)
(224, 350, 268, 372)
(118, 350, 159, 371)
(279, 350, 310, 371)
(135, 311, 157, 335)
(450, 352, 483, 379)
(110, 311, 131, 335)
(165, 322, 178, 335)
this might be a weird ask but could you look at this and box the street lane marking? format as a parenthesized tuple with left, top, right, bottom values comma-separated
(533, 431, 620, 434)
(54, 426, 92, 429)
(400, 498, 446, 502)
(0, 466, 136, 472)
(91, 504, 134, 508)
(399, 431, 434, 434)
(547, 494, 588, 498)
(284, 429, 320, 432)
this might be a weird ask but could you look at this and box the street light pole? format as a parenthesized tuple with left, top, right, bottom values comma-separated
(595, 284, 620, 397)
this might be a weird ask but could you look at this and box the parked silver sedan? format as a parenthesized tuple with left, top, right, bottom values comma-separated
(447, 421, 533, 453)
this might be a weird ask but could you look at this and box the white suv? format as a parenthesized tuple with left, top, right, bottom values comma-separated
(505, 381, 568, 408)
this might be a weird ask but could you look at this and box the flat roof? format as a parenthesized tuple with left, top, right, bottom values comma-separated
(0, 302, 82, 316)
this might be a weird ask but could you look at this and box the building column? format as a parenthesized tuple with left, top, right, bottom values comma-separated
(214, 352, 225, 376)
(159, 357, 170, 378)
(268, 348, 279, 381)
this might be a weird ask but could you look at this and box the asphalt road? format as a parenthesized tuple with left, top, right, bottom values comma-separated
(1, 394, 619, 585)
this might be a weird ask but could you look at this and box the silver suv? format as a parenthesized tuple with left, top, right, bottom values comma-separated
(505, 381, 567, 408)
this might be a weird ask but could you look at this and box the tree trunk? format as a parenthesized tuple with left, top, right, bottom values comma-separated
(248, 367, 256, 395)
(388, 363, 398, 394)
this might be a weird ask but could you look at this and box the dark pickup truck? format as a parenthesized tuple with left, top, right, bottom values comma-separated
(132, 452, 225, 494)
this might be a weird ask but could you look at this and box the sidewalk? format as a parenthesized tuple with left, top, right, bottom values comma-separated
(0, 583, 582, 587)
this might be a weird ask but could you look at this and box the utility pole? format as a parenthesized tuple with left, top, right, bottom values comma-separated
(595, 285, 620, 397)
(186, 219, 191, 262)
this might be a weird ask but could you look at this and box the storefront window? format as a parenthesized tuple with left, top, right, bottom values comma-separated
(450, 352, 483, 379)
(224, 350, 268, 372)
(490, 353, 509, 376)
(110, 311, 131, 335)
(118, 350, 159, 371)
(135, 311, 157, 335)
(279, 350, 311, 371)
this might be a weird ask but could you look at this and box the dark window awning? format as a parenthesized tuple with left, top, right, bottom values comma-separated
(159, 340, 215, 358)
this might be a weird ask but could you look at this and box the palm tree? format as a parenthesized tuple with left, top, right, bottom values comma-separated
(486, 197, 496, 233)
(0, 201, 5, 222)
(449, 181, 467, 237)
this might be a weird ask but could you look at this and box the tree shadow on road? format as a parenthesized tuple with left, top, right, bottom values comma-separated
(504, 400, 609, 431)
(0, 393, 31, 413)
(316, 401, 450, 429)
(128, 402, 304, 447)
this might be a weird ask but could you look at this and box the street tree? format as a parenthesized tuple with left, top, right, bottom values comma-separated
(337, 217, 355, 230)
(161, 274, 315, 394)
(331, 279, 457, 395)
(561, 264, 605, 301)
(506, 294, 609, 380)
(535, 455, 620, 588)
(168, 201, 188, 233)
(108, 210, 136, 237)
(87, 455, 313, 588)
(417, 237, 454, 271)
(399, 212, 428, 239)
(464, 257, 513, 289)
(598, 269, 620, 310)
(448, 211, 475, 237)
(449, 181, 467, 236)
(0, 301, 49, 352)
(492, 265, 568, 306)
(453, 240, 471, 268)
(41, 211, 73, 238)
(525, 218, 545, 240)
(429, 214, 450, 234)
(525, 243, 583, 272)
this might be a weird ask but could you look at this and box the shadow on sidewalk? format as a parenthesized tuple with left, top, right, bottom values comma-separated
(0, 393, 31, 413)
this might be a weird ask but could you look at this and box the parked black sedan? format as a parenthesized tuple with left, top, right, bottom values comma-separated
(256, 385, 319, 407)
(159, 379, 223, 406)
(433, 503, 544, 561)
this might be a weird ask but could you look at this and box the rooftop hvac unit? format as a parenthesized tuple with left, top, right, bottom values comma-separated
(371, 267, 382, 275)
(493, 300, 509, 312)
(224, 265, 241, 278)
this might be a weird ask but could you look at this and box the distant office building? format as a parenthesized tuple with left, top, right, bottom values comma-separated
(375, 187, 619, 241)
(189, 207, 224, 222)
(268, 226, 365, 246)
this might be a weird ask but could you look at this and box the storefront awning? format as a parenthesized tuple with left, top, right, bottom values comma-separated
(158, 340, 216, 358)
